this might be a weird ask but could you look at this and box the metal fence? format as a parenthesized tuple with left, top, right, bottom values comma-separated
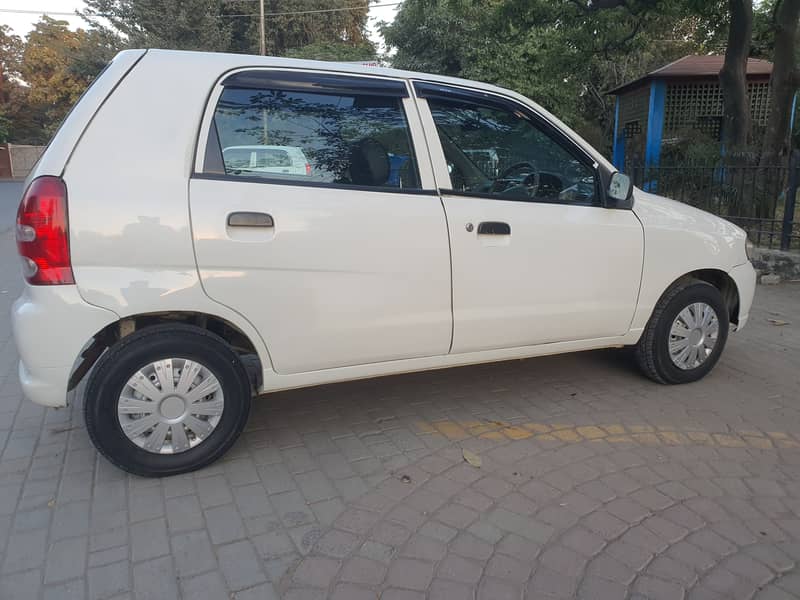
(628, 152, 799, 251)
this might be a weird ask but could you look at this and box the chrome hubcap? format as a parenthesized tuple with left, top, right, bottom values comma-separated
(116, 358, 224, 454)
(668, 302, 719, 370)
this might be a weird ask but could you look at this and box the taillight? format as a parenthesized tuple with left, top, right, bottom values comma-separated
(16, 176, 74, 285)
(305, 163, 312, 176)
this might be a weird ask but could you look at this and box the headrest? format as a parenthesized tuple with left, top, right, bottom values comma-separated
(349, 138, 390, 186)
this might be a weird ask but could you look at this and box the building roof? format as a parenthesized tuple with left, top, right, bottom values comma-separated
(608, 55, 773, 95)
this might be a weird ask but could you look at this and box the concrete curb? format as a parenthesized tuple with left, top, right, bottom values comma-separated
(752, 247, 800, 284)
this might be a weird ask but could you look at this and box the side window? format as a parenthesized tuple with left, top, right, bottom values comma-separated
(212, 85, 421, 189)
(427, 97, 597, 205)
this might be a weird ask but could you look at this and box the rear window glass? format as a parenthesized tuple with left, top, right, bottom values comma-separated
(212, 86, 421, 189)
(223, 148, 291, 169)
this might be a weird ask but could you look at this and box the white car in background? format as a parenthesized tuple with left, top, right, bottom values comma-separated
(222, 145, 312, 177)
(12, 49, 756, 476)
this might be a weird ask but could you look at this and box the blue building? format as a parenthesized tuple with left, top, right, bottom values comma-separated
(608, 55, 787, 173)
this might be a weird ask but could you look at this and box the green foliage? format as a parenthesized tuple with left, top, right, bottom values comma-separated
(751, 0, 779, 58)
(81, 0, 371, 57)
(383, 0, 705, 156)
(257, 0, 370, 56)
(0, 24, 24, 143)
(0, 18, 102, 144)
(285, 41, 377, 62)
(381, 0, 492, 76)
(0, 24, 23, 85)
(1, 0, 793, 160)
(661, 128, 727, 165)
(0, 112, 11, 144)
(68, 28, 123, 81)
(82, 0, 234, 51)
(0, 1, 375, 144)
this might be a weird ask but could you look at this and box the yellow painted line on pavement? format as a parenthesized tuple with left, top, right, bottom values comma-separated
(414, 419, 800, 450)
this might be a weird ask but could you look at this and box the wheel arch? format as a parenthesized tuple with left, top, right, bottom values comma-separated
(666, 268, 740, 325)
(68, 311, 265, 393)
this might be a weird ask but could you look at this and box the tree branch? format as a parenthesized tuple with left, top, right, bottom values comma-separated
(565, 0, 591, 13)
(590, 0, 631, 8)
(601, 15, 644, 57)
(567, 0, 660, 16)
(567, 0, 628, 12)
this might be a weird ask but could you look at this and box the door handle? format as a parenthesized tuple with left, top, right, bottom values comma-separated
(227, 212, 274, 228)
(477, 221, 510, 235)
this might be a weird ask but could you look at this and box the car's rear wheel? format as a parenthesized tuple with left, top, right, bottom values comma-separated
(84, 324, 251, 476)
(635, 280, 730, 384)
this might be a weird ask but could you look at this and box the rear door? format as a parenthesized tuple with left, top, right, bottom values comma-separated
(414, 82, 644, 353)
(190, 70, 452, 374)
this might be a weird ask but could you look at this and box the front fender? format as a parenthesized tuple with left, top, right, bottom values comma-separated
(630, 189, 748, 332)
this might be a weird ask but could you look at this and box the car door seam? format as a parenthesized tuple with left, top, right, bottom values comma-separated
(628, 206, 648, 333)
(407, 78, 455, 353)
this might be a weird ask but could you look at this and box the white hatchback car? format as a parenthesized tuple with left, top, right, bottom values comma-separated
(13, 49, 756, 476)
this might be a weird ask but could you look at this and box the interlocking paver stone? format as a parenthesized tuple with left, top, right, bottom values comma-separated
(195, 474, 234, 508)
(292, 555, 340, 588)
(165, 494, 204, 533)
(487, 508, 554, 543)
(219, 540, 267, 590)
(179, 570, 229, 600)
(132, 556, 180, 600)
(51, 501, 90, 540)
(205, 502, 247, 544)
(529, 564, 579, 598)
(385, 557, 436, 590)
(0, 569, 42, 600)
(87, 559, 129, 600)
(428, 578, 473, 600)
(43, 578, 85, 600)
(2, 528, 47, 573)
(577, 574, 627, 600)
(0, 209, 797, 600)
(340, 556, 386, 585)
(315, 528, 360, 558)
(437, 554, 482, 585)
(171, 530, 217, 577)
(44, 536, 88, 583)
(478, 577, 520, 600)
(646, 554, 698, 587)
(633, 574, 686, 599)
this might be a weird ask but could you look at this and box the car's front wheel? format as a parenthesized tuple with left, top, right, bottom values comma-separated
(84, 324, 251, 476)
(635, 280, 730, 384)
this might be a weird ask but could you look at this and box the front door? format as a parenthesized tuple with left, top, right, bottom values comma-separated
(190, 71, 452, 374)
(416, 83, 644, 354)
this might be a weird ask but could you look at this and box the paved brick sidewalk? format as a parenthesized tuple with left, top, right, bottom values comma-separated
(1, 224, 799, 599)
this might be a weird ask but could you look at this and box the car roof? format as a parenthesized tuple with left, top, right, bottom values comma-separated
(142, 48, 510, 97)
(130, 49, 614, 173)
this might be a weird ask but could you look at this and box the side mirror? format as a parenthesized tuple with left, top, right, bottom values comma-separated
(607, 172, 633, 209)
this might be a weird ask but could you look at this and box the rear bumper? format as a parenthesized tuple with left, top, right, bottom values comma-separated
(17, 361, 70, 408)
(12, 284, 118, 407)
(729, 261, 757, 331)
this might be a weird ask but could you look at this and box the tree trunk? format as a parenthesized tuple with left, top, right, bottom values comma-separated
(719, 0, 754, 157)
(760, 0, 800, 168)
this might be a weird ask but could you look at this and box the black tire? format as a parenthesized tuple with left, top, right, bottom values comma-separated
(84, 324, 251, 477)
(635, 280, 730, 384)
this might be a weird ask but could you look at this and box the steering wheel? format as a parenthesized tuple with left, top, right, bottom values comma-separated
(492, 161, 539, 196)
